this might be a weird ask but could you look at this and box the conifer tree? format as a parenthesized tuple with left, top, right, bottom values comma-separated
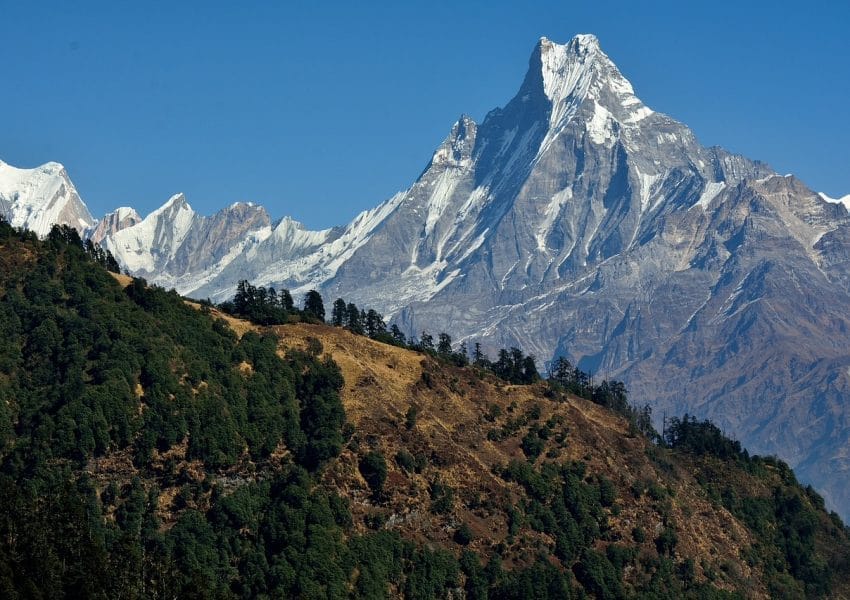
(331, 298, 348, 327)
(279, 288, 294, 312)
(521, 355, 539, 384)
(346, 303, 364, 334)
(365, 309, 386, 338)
(390, 324, 406, 346)
(303, 290, 325, 322)
(437, 333, 452, 355)
(472, 342, 487, 366)
(419, 331, 434, 351)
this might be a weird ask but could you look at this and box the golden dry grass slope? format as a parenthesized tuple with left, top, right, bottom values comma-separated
(273, 322, 784, 597)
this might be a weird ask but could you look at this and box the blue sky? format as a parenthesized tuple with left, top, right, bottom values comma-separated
(2, 0, 848, 228)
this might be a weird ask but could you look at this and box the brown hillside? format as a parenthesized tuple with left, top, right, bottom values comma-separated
(272, 322, 769, 597)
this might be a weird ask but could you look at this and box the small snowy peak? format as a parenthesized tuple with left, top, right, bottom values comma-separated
(269, 215, 332, 252)
(220, 201, 269, 222)
(273, 215, 305, 234)
(114, 206, 141, 221)
(819, 192, 850, 212)
(155, 194, 194, 231)
(430, 115, 477, 168)
(0, 160, 68, 201)
(0, 160, 66, 179)
(155, 192, 191, 214)
(89, 206, 142, 244)
(272, 215, 305, 236)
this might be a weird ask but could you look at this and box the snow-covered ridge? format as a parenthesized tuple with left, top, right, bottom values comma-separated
(819, 192, 850, 212)
(114, 206, 140, 221)
(0, 34, 757, 304)
(107, 193, 196, 274)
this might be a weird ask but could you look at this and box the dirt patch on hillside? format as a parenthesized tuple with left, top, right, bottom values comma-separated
(108, 271, 134, 287)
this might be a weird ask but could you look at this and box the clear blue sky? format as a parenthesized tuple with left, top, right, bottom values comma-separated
(2, 0, 848, 228)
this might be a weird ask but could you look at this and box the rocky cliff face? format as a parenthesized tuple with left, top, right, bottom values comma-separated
(4, 34, 850, 520)
(88, 207, 142, 244)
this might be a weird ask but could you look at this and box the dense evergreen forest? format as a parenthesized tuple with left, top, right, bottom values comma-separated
(0, 224, 847, 598)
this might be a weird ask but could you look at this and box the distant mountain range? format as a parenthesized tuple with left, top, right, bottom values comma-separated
(2, 34, 849, 520)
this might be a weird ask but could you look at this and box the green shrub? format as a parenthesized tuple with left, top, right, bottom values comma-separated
(656, 526, 678, 556)
(359, 451, 388, 495)
(430, 480, 454, 514)
(598, 477, 616, 507)
(454, 523, 473, 545)
(521, 431, 544, 459)
(395, 449, 416, 473)
(405, 405, 419, 430)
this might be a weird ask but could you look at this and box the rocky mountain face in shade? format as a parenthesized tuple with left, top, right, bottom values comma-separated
(0, 159, 95, 237)
(88, 206, 142, 244)
(4, 34, 850, 520)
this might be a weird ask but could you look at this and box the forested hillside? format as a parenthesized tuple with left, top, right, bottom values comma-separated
(0, 221, 847, 599)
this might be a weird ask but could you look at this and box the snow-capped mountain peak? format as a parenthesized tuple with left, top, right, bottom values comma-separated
(105, 193, 197, 274)
(534, 34, 654, 138)
(0, 159, 95, 236)
(114, 206, 141, 221)
(538, 34, 601, 102)
(155, 192, 192, 215)
(270, 215, 332, 247)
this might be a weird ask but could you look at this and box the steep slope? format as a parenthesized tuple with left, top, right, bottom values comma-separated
(276, 322, 850, 600)
(0, 228, 848, 598)
(0, 159, 95, 236)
